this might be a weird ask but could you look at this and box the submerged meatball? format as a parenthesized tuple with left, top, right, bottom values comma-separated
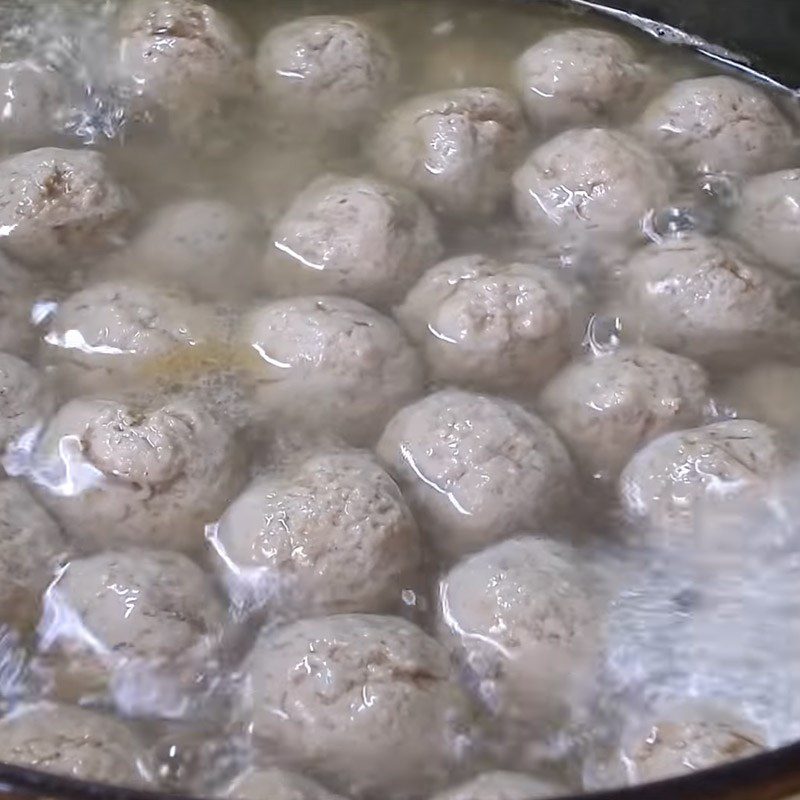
(431, 771, 566, 800)
(0, 61, 63, 146)
(514, 28, 651, 133)
(256, 15, 397, 133)
(0, 353, 53, 454)
(245, 613, 472, 799)
(370, 87, 529, 219)
(539, 347, 710, 482)
(223, 767, 346, 800)
(377, 390, 576, 559)
(512, 128, 675, 255)
(619, 419, 786, 537)
(396, 254, 586, 393)
(637, 76, 795, 176)
(0, 253, 36, 356)
(239, 296, 423, 445)
(265, 174, 442, 307)
(438, 536, 600, 728)
(209, 450, 421, 617)
(26, 394, 244, 553)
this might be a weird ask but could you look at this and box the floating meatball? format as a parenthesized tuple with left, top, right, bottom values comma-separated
(376, 389, 576, 559)
(637, 76, 795, 176)
(26, 394, 245, 553)
(0, 253, 36, 356)
(0, 353, 53, 454)
(209, 450, 421, 617)
(513, 28, 651, 133)
(431, 771, 566, 800)
(0, 147, 133, 268)
(370, 87, 529, 219)
(619, 419, 786, 537)
(539, 346, 710, 482)
(438, 536, 600, 728)
(245, 613, 472, 799)
(239, 296, 423, 445)
(0, 61, 63, 146)
(223, 767, 346, 800)
(512, 128, 675, 255)
(395, 254, 586, 393)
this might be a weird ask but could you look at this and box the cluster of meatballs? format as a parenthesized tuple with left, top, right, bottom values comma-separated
(0, 0, 797, 799)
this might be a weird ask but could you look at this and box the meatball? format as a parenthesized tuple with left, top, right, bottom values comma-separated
(0, 61, 63, 145)
(729, 169, 800, 277)
(209, 450, 421, 617)
(25, 394, 245, 553)
(438, 536, 600, 728)
(513, 127, 675, 256)
(238, 296, 423, 445)
(431, 771, 566, 800)
(636, 76, 795, 176)
(0, 147, 133, 268)
(376, 390, 576, 559)
(223, 768, 345, 800)
(513, 29, 651, 133)
(265, 174, 442, 307)
(0, 353, 53, 455)
(370, 87, 529, 219)
(613, 235, 800, 368)
(245, 613, 472, 799)
(0, 481, 66, 632)
(0, 253, 36, 356)
(539, 346, 710, 482)
(0, 704, 150, 785)
(395, 254, 586, 393)
(619, 419, 786, 537)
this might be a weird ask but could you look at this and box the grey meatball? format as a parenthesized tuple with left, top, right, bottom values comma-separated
(223, 767, 346, 800)
(265, 174, 442, 307)
(438, 536, 600, 729)
(256, 15, 397, 134)
(245, 613, 472, 799)
(0, 61, 63, 145)
(636, 76, 795, 176)
(209, 450, 421, 617)
(431, 771, 566, 800)
(26, 394, 245, 553)
(0, 253, 36, 356)
(539, 346, 710, 482)
(370, 87, 529, 219)
(513, 28, 651, 133)
(238, 296, 423, 445)
(376, 389, 576, 559)
(395, 254, 586, 393)
(0, 147, 133, 268)
(0, 353, 53, 454)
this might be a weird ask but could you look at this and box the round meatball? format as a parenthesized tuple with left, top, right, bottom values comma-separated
(0, 481, 66, 632)
(431, 771, 566, 800)
(539, 346, 710, 482)
(395, 254, 586, 393)
(0, 703, 151, 786)
(376, 390, 576, 559)
(0, 253, 36, 356)
(265, 174, 442, 307)
(0, 61, 63, 145)
(637, 76, 795, 176)
(0, 147, 133, 268)
(730, 169, 800, 277)
(223, 768, 346, 800)
(209, 450, 421, 617)
(614, 235, 800, 369)
(438, 536, 600, 728)
(245, 613, 472, 799)
(619, 419, 786, 537)
(26, 394, 245, 553)
(370, 87, 529, 219)
(256, 15, 397, 134)
(0, 353, 53, 454)
(238, 296, 423, 445)
(513, 28, 651, 133)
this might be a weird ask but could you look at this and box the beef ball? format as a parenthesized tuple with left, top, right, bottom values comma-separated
(619, 419, 786, 537)
(376, 389, 576, 559)
(245, 613, 473, 799)
(209, 450, 421, 617)
(0, 253, 36, 356)
(431, 771, 566, 800)
(0, 353, 53, 455)
(26, 393, 245, 553)
(223, 768, 345, 800)
(539, 346, 710, 482)
(514, 28, 651, 133)
(613, 235, 800, 368)
(370, 87, 529, 219)
(238, 296, 423, 445)
(0, 703, 151, 786)
(395, 254, 586, 393)
(636, 76, 795, 176)
(265, 174, 442, 307)
(0, 147, 133, 268)
(438, 536, 600, 729)
(512, 128, 675, 256)
(0, 61, 63, 146)
(256, 15, 397, 134)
